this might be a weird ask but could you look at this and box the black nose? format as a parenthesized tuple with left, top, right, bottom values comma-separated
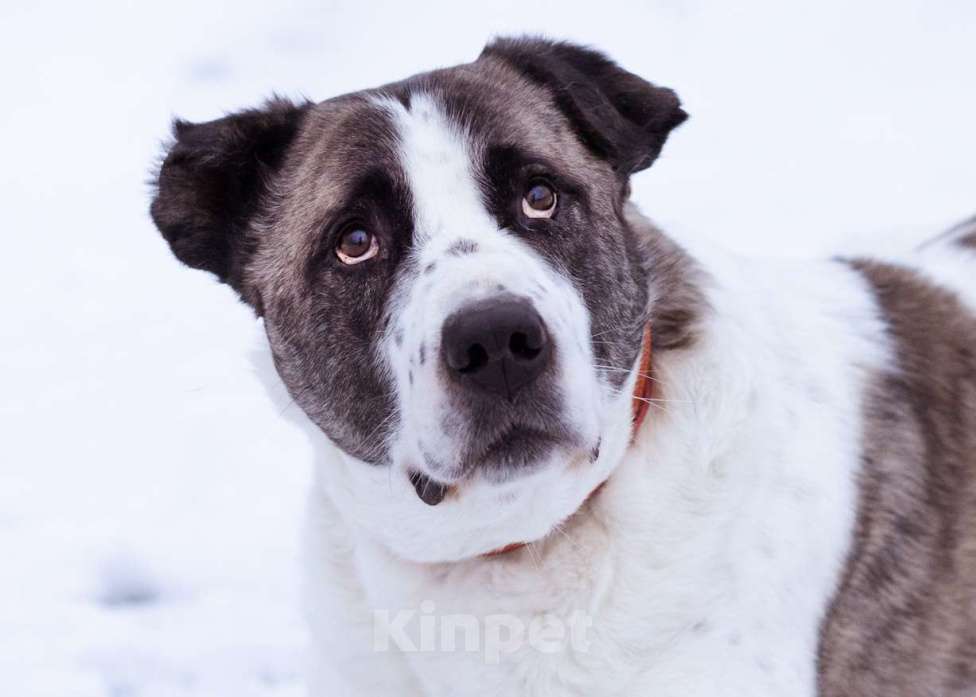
(441, 296, 552, 399)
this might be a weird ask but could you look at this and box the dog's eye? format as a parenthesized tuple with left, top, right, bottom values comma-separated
(335, 225, 379, 265)
(521, 181, 557, 219)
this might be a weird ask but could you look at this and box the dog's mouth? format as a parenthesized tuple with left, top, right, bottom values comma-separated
(468, 424, 565, 473)
(408, 425, 583, 507)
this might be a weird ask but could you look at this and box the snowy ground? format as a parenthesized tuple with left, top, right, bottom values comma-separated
(1, 1, 973, 695)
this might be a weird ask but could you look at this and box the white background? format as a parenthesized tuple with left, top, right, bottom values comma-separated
(1, 1, 973, 694)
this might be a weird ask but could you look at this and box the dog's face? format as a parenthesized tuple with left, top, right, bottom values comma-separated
(151, 38, 689, 562)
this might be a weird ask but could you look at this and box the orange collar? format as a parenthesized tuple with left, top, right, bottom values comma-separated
(483, 323, 653, 558)
(630, 322, 654, 436)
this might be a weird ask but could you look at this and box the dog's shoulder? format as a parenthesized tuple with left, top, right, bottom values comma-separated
(819, 223, 976, 695)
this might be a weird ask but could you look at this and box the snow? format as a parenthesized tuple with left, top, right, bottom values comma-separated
(0, 0, 973, 694)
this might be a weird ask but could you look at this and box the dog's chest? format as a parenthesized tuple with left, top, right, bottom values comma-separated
(352, 446, 840, 697)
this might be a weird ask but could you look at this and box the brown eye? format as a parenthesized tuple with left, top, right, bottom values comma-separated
(336, 225, 379, 265)
(522, 181, 557, 219)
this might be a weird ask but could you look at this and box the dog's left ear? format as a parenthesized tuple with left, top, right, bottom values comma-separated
(481, 37, 687, 175)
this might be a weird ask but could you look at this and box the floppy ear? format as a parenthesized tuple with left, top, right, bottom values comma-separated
(481, 37, 687, 175)
(150, 97, 311, 299)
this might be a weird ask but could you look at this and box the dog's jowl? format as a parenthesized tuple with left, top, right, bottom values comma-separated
(151, 37, 976, 697)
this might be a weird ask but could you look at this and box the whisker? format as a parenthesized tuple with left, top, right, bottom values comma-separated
(630, 395, 688, 404)
(551, 521, 586, 558)
(361, 409, 398, 448)
(276, 396, 299, 417)
(591, 363, 668, 387)
(525, 538, 544, 574)
(631, 398, 672, 414)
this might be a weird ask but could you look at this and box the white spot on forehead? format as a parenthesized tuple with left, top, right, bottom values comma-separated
(372, 93, 495, 247)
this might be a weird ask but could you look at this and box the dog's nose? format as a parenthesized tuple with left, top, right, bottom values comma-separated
(441, 296, 552, 399)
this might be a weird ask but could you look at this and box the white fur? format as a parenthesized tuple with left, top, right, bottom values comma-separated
(258, 100, 904, 695)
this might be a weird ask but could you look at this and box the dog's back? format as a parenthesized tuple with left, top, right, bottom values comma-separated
(819, 220, 976, 695)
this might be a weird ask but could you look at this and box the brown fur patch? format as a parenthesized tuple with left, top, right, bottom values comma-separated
(623, 205, 707, 352)
(818, 259, 976, 695)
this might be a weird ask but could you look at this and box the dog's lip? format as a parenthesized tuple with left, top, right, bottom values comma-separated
(408, 470, 451, 506)
(468, 424, 564, 468)
(407, 423, 581, 505)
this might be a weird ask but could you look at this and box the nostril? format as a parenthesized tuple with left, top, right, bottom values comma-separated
(509, 331, 542, 361)
(459, 343, 490, 374)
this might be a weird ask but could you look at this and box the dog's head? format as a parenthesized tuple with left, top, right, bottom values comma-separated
(151, 38, 693, 562)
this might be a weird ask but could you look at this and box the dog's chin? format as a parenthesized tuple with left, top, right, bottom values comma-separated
(382, 442, 611, 565)
(461, 426, 571, 481)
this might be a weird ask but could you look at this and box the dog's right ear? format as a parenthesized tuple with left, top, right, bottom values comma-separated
(150, 97, 311, 300)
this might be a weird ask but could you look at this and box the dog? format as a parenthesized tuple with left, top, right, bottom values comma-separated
(150, 37, 976, 696)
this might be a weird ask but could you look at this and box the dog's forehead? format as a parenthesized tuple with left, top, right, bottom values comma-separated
(381, 58, 593, 163)
(276, 95, 405, 231)
(281, 58, 609, 227)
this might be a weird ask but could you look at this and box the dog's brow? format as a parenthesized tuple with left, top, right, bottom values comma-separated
(481, 144, 586, 193)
